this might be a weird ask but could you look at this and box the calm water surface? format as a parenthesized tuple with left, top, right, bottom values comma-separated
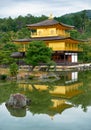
(0, 70, 91, 130)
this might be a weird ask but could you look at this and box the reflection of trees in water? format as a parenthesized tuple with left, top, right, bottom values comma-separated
(0, 82, 21, 104)
(1, 70, 91, 116)
(79, 71, 91, 85)
(69, 71, 91, 112)
(69, 91, 91, 112)
(26, 88, 53, 115)
(73, 70, 91, 112)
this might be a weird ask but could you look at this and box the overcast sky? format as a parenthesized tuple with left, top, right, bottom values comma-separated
(0, 0, 91, 18)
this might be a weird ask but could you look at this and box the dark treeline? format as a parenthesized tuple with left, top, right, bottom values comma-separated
(0, 14, 48, 32)
(0, 10, 91, 44)
(56, 10, 91, 39)
(0, 14, 48, 45)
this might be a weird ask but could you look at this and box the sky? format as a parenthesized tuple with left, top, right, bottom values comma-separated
(0, 0, 91, 18)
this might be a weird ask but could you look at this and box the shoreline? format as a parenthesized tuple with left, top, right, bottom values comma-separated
(0, 63, 91, 80)
(19, 63, 91, 72)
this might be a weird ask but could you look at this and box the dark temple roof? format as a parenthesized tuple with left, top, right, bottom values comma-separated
(13, 36, 85, 43)
(11, 52, 24, 58)
(14, 36, 64, 42)
(26, 18, 74, 30)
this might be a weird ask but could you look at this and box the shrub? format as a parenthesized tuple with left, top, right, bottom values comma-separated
(28, 75, 35, 80)
(9, 63, 18, 77)
(0, 74, 7, 80)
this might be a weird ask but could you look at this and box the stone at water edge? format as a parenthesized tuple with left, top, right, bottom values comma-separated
(6, 93, 31, 108)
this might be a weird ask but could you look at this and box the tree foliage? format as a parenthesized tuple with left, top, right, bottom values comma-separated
(0, 43, 18, 65)
(9, 63, 18, 76)
(25, 41, 53, 70)
(78, 42, 91, 63)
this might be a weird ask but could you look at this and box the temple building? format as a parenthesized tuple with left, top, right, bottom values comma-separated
(13, 15, 83, 64)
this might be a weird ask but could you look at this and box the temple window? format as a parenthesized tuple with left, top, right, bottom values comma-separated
(38, 31, 42, 35)
(31, 29, 36, 33)
(50, 30, 54, 35)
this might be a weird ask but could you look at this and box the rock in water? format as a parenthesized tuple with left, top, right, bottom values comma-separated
(6, 93, 30, 108)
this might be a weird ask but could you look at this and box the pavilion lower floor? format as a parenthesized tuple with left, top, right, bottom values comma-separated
(13, 51, 79, 66)
(52, 51, 78, 65)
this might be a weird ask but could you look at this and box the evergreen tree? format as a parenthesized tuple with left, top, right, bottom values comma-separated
(9, 63, 18, 77)
(25, 41, 53, 71)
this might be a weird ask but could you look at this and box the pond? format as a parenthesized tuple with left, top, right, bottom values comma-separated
(0, 70, 91, 130)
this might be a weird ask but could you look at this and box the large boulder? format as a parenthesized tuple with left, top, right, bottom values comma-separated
(6, 93, 31, 108)
(6, 105, 26, 117)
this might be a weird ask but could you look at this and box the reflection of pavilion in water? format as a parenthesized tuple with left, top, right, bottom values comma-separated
(18, 71, 83, 117)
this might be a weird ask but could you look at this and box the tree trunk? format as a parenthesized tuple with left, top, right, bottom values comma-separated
(31, 66, 35, 71)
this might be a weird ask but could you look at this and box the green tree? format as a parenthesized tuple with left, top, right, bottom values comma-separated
(80, 10, 88, 32)
(0, 43, 18, 66)
(78, 42, 91, 62)
(73, 14, 82, 30)
(16, 28, 30, 39)
(9, 63, 18, 77)
(3, 43, 18, 51)
(70, 29, 80, 39)
(25, 41, 53, 71)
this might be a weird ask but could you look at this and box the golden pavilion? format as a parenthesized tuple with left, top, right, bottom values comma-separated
(13, 14, 83, 64)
